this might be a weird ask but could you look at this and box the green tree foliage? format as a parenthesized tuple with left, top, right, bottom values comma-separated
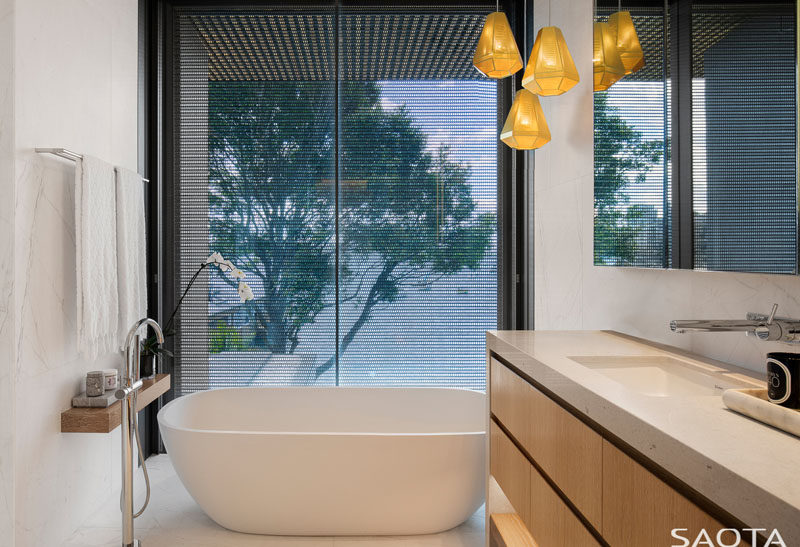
(208, 81, 494, 378)
(594, 92, 664, 265)
(209, 321, 247, 354)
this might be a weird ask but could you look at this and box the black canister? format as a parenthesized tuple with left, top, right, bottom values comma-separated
(766, 352, 800, 409)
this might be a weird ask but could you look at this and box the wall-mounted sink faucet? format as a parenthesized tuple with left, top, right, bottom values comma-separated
(670, 304, 800, 344)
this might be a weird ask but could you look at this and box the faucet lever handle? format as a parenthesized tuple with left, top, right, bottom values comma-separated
(768, 303, 779, 325)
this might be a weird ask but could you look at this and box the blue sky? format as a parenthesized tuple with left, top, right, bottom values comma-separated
(379, 80, 498, 215)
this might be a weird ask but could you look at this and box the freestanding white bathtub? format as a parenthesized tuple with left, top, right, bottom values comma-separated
(157, 387, 486, 536)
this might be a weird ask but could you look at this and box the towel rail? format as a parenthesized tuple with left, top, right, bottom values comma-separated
(35, 147, 150, 183)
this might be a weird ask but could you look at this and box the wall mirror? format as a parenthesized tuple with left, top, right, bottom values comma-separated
(593, 0, 798, 274)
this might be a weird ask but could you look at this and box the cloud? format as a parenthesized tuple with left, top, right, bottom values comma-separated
(380, 97, 402, 111)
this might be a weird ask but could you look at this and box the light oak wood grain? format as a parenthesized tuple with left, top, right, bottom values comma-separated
(490, 513, 538, 547)
(525, 379, 603, 531)
(491, 358, 532, 446)
(602, 440, 731, 547)
(61, 374, 170, 433)
(491, 359, 603, 530)
(528, 461, 601, 547)
(491, 422, 531, 527)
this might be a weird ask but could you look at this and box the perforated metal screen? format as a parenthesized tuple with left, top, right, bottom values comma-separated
(172, 4, 500, 394)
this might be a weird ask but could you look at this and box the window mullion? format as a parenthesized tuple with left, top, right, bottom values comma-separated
(670, 0, 694, 269)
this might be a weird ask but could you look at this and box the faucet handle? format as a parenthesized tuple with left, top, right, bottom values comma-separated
(754, 304, 782, 341)
(768, 303, 779, 325)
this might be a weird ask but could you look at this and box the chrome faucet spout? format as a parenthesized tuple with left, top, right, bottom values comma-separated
(125, 317, 164, 354)
(669, 319, 764, 334)
(670, 304, 800, 344)
(123, 318, 164, 385)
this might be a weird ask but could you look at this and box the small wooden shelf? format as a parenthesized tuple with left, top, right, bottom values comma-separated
(490, 514, 538, 547)
(61, 374, 170, 433)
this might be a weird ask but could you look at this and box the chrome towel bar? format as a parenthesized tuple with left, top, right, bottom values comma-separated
(35, 147, 149, 183)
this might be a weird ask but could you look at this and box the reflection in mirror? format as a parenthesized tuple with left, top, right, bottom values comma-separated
(691, 2, 796, 273)
(594, 1, 670, 268)
(593, 0, 797, 274)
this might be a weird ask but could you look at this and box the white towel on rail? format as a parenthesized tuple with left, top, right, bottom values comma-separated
(115, 166, 148, 345)
(75, 155, 119, 359)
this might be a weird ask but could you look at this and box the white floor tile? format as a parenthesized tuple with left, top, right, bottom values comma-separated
(67, 455, 485, 547)
(64, 527, 121, 547)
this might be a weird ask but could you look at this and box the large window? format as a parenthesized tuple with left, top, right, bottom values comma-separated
(169, 4, 501, 394)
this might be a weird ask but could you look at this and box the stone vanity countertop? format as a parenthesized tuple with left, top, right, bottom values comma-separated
(487, 330, 800, 543)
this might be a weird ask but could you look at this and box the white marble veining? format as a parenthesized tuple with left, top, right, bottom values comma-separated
(0, 0, 15, 543)
(722, 388, 800, 438)
(66, 455, 485, 547)
(533, 0, 800, 376)
(3, 0, 139, 545)
(488, 330, 800, 543)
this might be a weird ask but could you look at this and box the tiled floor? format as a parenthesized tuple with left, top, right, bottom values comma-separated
(66, 455, 485, 546)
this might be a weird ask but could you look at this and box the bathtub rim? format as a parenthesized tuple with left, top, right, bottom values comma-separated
(157, 385, 487, 437)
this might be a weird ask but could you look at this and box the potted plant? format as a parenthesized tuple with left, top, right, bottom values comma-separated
(140, 252, 254, 378)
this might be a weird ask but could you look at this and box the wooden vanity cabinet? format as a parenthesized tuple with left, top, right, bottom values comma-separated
(489, 356, 737, 547)
(491, 421, 531, 526)
(528, 455, 601, 547)
(491, 421, 600, 547)
(490, 358, 603, 530)
(602, 441, 728, 546)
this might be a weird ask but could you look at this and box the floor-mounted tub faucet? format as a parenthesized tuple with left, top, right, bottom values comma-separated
(116, 318, 164, 547)
(670, 304, 800, 344)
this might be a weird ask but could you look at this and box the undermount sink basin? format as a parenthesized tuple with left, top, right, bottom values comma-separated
(568, 355, 751, 397)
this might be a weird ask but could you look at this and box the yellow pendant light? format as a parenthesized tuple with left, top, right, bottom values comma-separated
(473, 10, 523, 79)
(608, 10, 645, 74)
(522, 26, 580, 96)
(500, 89, 551, 150)
(593, 21, 625, 91)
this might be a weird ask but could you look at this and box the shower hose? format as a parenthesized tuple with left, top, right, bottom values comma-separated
(119, 389, 151, 519)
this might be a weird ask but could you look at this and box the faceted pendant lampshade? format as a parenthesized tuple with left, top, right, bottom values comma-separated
(473, 11, 524, 79)
(522, 26, 580, 96)
(500, 89, 551, 150)
(593, 22, 625, 91)
(608, 11, 645, 75)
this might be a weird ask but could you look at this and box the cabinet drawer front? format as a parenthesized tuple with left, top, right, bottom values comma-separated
(529, 461, 601, 547)
(602, 441, 727, 547)
(490, 358, 603, 530)
(491, 422, 531, 526)
(526, 377, 603, 530)
(490, 358, 531, 447)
